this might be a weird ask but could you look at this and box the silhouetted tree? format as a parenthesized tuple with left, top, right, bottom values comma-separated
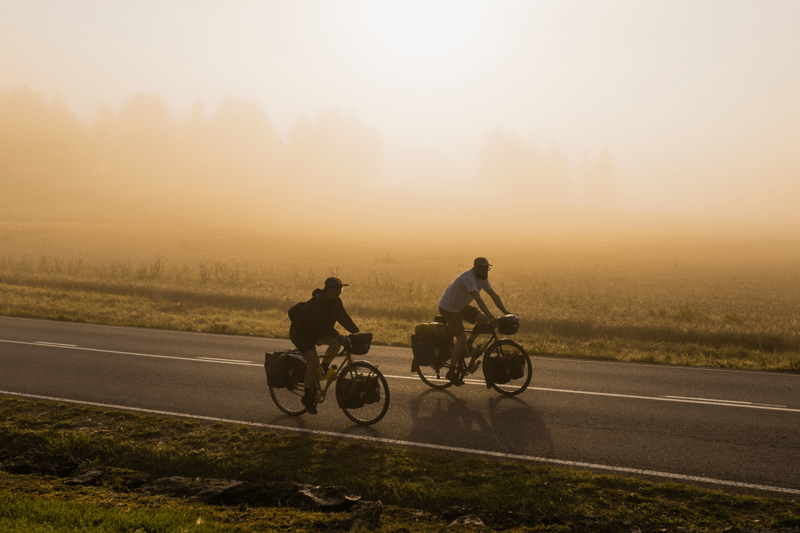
(286, 106, 382, 188)
(476, 128, 567, 202)
(587, 149, 616, 206)
(116, 91, 178, 186)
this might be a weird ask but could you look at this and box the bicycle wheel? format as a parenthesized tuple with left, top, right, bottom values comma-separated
(416, 357, 455, 389)
(335, 362, 390, 425)
(485, 339, 532, 396)
(269, 363, 308, 416)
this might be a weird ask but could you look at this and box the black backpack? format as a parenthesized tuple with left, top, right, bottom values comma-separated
(287, 301, 306, 322)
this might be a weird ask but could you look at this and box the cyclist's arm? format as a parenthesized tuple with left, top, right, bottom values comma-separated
(485, 288, 510, 316)
(470, 291, 494, 319)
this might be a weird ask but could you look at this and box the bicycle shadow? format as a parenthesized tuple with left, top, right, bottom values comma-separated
(408, 389, 554, 458)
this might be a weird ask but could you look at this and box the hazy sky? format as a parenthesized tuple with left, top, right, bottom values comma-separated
(2, 0, 799, 221)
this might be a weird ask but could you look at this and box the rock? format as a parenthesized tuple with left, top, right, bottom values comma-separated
(449, 514, 485, 527)
(65, 469, 104, 486)
(138, 477, 360, 512)
(347, 501, 383, 532)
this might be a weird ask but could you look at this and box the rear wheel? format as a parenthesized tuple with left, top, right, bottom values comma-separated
(336, 362, 390, 425)
(269, 361, 308, 415)
(485, 340, 532, 396)
(416, 358, 455, 389)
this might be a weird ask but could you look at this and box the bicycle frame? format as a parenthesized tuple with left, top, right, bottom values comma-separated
(459, 325, 500, 376)
(314, 349, 354, 403)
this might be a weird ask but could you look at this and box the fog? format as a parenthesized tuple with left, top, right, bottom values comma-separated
(2, 1, 799, 240)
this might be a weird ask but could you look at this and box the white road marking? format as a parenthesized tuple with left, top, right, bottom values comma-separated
(198, 357, 251, 364)
(664, 395, 786, 408)
(1, 389, 798, 496)
(35, 342, 78, 347)
(3, 338, 798, 413)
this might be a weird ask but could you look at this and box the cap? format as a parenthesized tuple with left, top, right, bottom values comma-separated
(473, 257, 492, 268)
(324, 276, 348, 289)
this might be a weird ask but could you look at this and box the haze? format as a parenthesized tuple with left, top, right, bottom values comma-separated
(2, 0, 799, 234)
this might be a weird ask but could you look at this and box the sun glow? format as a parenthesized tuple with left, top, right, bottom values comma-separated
(355, 0, 490, 86)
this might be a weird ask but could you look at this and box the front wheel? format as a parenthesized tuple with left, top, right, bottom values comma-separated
(269, 361, 308, 416)
(336, 362, 390, 425)
(484, 340, 532, 396)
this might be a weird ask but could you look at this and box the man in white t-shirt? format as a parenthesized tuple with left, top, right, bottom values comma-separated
(438, 257, 510, 385)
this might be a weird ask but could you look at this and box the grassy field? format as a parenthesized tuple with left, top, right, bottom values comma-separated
(1, 220, 799, 371)
(2, 396, 800, 532)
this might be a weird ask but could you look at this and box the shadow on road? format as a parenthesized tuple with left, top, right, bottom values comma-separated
(407, 389, 553, 458)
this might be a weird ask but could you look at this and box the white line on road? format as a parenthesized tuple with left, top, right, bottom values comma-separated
(4, 338, 799, 413)
(1, 390, 798, 496)
(35, 342, 78, 347)
(198, 357, 252, 364)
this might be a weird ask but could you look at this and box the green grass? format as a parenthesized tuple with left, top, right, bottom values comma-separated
(2, 396, 800, 532)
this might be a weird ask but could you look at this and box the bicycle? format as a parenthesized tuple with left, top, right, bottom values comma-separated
(267, 332, 390, 425)
(413, 314, 532, 396)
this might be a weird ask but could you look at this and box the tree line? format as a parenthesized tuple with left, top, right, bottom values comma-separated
(1, 85, 616, 216)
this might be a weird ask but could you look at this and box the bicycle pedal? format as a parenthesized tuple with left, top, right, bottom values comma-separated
(468, 360, 482, 373)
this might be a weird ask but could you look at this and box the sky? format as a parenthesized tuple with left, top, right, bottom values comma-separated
(2, 0, 799, 222)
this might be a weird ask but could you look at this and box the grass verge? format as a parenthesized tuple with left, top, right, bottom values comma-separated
(2, 396, 800, 532)
(2, 282, 800, 372)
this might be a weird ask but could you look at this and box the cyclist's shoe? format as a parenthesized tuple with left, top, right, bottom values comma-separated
(467, 344, 482, 359)
(446, 368, 465, 386)
(467, 359, 482, 374)
(301, 391, 318, 415)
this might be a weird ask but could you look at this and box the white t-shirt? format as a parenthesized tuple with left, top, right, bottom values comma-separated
(438, 269, 493, 313)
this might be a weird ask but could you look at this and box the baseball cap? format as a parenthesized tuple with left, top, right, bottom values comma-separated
(324, 276, 348, 289)
(473, 257, 492, 268)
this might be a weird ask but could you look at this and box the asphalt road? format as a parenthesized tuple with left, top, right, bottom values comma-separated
(1, 316, 798, 497)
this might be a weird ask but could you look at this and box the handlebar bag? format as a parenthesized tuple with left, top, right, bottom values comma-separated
(347, 332, 373, 355)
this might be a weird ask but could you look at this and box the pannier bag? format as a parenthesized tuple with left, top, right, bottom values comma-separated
(497, 314, 520, 335)
(414, 322, 452, 338)
(338, 376, 366, 409)
(484, 355, 512, 385)
(264, 350, 307, 388)
(411, 334, 452, 367)
(364, 375, 381, 404)
(508, 352, 526, 380)
(346, 332, 373, 355)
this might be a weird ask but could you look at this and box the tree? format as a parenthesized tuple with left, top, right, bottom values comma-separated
(116, 92, 178, 186)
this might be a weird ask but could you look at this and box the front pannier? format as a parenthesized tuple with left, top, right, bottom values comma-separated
(363, 375, 381, 404)
(338, 376, 366, 409)
(264, 350, 306, 388)
(484, 355, 511, 385)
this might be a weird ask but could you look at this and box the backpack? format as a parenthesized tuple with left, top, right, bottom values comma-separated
(287, 301, 306, 322)
(264, 350, 306, 388)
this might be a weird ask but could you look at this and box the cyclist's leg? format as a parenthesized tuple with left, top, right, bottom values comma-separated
(439, 306, 467, 384)
(316, 335, 341, 368)
(290, 328, 320, 414)
(463, 305, 487, 350)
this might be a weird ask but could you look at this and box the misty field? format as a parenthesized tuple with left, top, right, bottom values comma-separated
(1, 221, 799, 371)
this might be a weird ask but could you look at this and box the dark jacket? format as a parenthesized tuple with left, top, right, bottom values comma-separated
(291, 288, 359, 342)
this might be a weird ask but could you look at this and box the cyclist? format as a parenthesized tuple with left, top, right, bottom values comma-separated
(288, 276, 360, 414)
(438, 257, 511, 385)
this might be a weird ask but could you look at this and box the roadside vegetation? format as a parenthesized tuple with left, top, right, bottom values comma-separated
(2, 396, 800, 532)
(1, 222, 799, 372)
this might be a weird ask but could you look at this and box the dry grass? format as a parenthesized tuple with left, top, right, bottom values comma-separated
(1, 221, 799, 370)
